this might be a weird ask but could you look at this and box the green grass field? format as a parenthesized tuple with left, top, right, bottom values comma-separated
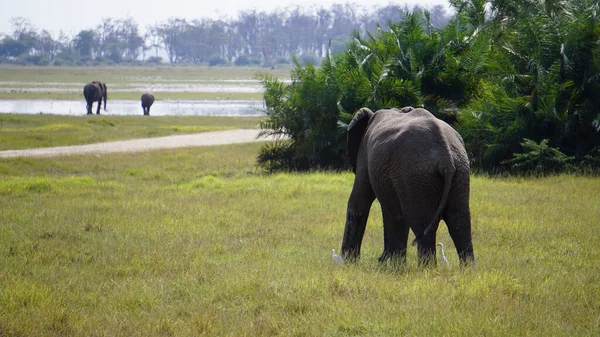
(1, 140, 599, 336)
(0, 114, 263, 150)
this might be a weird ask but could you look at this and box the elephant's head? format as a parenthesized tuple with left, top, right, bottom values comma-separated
(347, 107, 374, 173)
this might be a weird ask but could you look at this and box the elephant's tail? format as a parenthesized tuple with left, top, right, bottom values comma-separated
(412, 167, 454, 246)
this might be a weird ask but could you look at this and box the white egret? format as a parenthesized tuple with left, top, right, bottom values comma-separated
(437, 243, 449, 266)
(332, 249, 344, 265)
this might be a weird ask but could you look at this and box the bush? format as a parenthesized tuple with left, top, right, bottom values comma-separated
(25, 54, 51, 66)
(502, 139, 574, 175)
(92, 57, 115, 66)
(256, 141, 297, 172)
(146, 56, 163, 64)
(235, 55, 261, 66)
(258, 57, 355, 172)
(208, 55, 227, 66)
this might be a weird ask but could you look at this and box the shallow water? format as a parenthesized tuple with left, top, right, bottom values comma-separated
(0, 99, 266, 116)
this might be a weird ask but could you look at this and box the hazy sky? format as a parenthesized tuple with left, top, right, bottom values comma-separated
(1, 0, 451, 35)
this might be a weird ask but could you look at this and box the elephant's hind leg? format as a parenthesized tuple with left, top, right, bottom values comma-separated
(400, 194, 439, 266)
(378, 202, 409, 263)
(416, 235, 437, 266)
(443, 177, 475, 265)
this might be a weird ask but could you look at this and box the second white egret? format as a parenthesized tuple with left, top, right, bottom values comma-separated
(437, 243, 449, 266)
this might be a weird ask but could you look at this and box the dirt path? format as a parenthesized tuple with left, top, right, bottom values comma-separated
(0, 129, 277, 158)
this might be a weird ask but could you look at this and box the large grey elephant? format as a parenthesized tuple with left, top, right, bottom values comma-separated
(83, 81, 107, 115)
(141, 92, 155, 116)
(341, 107, 474, 266)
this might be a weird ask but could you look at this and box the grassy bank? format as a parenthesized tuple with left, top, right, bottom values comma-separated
(0, 114, 263, 150)
(0, 142, 598, 336)
(0, 65, 290, 83)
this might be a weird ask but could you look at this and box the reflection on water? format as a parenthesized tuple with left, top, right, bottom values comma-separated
(0, 99, 266, 116)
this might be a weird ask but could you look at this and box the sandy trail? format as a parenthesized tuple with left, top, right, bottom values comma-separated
(0, 129, 277, 158)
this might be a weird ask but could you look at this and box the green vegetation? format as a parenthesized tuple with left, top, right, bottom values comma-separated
(0, 114, 262, 150)
(260, 0, 600, 174)
(1, 144, 599, 336)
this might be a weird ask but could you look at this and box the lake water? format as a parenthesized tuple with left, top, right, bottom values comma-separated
(0, 99, 266, 116)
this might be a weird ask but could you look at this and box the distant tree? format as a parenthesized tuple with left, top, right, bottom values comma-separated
(92, 17, 143, 63)
(236, 10, 260, 57)
(0, 3, 459, 66)
(141, 30, 152, 61)
(121, 17, 144, 60)
(0, 37, 29, 58)
(73, 30, 96, 62)
(38, 30, 68, 63)
(153, 18, 188, 63)
(6, 17, 38, 58)
(9, 17, 36, 41)
(54, 46, 81, 66)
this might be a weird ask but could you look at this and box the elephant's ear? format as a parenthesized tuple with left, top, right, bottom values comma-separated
(347, 108, 374, 173)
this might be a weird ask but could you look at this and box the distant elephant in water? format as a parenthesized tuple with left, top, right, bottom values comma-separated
(341, 107, 474, 266)
(141, 92, 155, 115)
(83, 81, 107, 115)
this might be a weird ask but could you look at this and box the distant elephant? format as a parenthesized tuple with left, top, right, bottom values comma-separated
(83, 81, 107, 115)
(141, 92, 155, 115)
(341, 107, 475, 266)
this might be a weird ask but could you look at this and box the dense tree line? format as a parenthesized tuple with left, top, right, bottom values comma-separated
(259, 0, 600, 175)
(0, 4, 451, 66)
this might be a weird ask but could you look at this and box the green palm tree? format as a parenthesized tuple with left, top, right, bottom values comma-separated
(459, 0, 600, 171)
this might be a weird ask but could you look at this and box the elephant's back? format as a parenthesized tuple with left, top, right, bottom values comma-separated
(83, 83, 98, 98)
(366, 110, 455, 171)
(141, 93, 155, 106)
(368, 110, 445, 146)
